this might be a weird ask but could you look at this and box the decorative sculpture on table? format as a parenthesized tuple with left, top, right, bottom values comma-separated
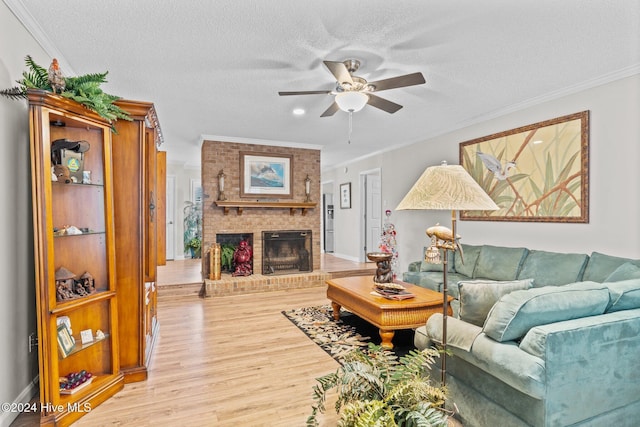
(232, 239, 253, 276)
(366, 252, 394, 284)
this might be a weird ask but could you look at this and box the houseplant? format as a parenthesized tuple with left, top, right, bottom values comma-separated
(1, 55, 131, 127)
(307, 344, 448, 427)
(183, 201, 202, 259)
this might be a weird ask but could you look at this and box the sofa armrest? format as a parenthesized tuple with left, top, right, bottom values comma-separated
(521, 309, 640, 425)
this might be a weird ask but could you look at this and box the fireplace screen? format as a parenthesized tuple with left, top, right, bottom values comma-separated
(262, 230, 312, 275)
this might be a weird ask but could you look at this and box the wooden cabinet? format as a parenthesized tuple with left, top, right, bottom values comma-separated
(111, 99, 163, 382)
(28, 90, 123, 426)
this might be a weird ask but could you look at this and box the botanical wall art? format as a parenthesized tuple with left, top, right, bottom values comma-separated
(240, 152, 293, 198)
(459, 111, 589, 222)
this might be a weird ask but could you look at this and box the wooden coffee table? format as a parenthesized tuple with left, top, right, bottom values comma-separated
(326, 276, 452, 349)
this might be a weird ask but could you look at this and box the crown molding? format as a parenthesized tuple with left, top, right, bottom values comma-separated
(3, 0, 76, 74)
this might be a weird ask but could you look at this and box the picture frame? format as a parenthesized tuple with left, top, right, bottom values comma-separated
(57, 322, 75, 358)
(459, 111, 589, 223)
(240, 152, 293, 198)
(340, 182, 351, 209)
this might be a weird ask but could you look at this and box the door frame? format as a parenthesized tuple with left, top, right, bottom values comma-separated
(359, 168, 381, 262)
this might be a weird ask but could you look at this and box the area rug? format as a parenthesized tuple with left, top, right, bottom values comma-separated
(282, 305, 416, 364)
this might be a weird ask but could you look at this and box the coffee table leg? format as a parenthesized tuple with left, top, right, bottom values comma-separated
(331, 302, 341, 321)
(379, 329, 395, 349)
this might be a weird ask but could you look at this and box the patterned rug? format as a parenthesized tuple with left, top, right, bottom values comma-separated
(282, 305, 416, 363)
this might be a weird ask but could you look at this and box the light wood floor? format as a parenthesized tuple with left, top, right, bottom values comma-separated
(69, 286, 341, 426)
(14, 255, 371, 427)
(13, 256, 461, 426)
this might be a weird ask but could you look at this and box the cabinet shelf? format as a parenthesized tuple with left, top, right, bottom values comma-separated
(51, 290, 116, 315)
(52, 181, 104, 188)
(61, 333, 110, 359)
(54, 230, 105, 238)
(214, 200, 317, 216)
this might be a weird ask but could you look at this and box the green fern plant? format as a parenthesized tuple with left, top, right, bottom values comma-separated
(0, 55, 131, 126)
(307, 344, 448, 427)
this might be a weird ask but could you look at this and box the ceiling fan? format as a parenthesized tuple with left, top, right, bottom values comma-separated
(278, 59, 426, 117)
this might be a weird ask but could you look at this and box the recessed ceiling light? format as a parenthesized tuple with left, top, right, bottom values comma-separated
(293, 108, 305, 115)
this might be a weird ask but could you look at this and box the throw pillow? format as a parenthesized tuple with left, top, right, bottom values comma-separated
(517, 250, 589, 287)
(473, 245, 528, 281)
(605, 278, 640, 312)
(420, 247, 455, 272)
(582, 252, 640, 283)
(457, 279, 534, 327)
(454, 244, 482, 277)
(604, 262, 640, 283)
(483, 281, 609, 342)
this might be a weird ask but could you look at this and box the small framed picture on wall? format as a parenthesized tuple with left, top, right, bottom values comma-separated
(340, 182, 351, 209)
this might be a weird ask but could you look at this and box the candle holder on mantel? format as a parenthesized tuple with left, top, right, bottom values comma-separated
(367, 252, 394, 284)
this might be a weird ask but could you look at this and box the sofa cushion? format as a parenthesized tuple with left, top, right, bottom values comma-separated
(605, 278, 640, 312)
(483, 281, 609, 342)
(474, 245, 529, 281)
(420, 247, 455, 272)
(402, 271, 441, 292)
(517, 250, 588, 287)
(582, 252, 640, 283)
(604, 262, 640, 282)
(457, 279, 534, 327)
(404, 271, 471, 294)
(426, 313, 483, 351)
(454, 243, 482, 277)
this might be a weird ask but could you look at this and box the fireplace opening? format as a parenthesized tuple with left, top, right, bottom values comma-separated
(216, 233, 254, 274)
(262, 230, 312, 275)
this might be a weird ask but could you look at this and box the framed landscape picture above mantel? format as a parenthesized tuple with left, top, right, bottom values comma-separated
(240, 152, 293, 198)
(459, 110, 589, 223)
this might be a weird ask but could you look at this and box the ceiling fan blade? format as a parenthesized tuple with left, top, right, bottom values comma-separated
(368, 72, 426, 92)
(320, 101, 340, 117)
(278, 90, 332, 96)
(323, 61, 353, 86)
(367, 94, 403, 114)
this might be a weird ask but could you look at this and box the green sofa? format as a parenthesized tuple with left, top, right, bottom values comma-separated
(403, 245, 640, 427)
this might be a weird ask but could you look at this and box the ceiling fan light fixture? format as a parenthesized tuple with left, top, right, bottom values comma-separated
(335, 91, 369, 113)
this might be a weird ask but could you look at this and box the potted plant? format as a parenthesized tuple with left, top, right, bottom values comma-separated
(183, 201, 202, 258)
(307, 344, 448, 427)
(186, 237, 202, 258)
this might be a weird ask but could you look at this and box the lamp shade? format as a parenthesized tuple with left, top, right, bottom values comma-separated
(335, 91, 369, 112)
(396, 162, 499, 211)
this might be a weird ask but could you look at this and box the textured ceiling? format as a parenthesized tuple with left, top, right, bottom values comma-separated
(8, 0, 640, 168)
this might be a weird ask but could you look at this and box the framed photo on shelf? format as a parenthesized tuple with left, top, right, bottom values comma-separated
(340, 182, 351, 209)
(240, 152, 293, 198)
(57, 323, 75, 358)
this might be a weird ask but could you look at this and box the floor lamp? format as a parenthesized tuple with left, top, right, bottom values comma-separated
(396, 161, 498, 386)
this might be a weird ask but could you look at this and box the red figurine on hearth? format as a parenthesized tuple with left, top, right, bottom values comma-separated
(232, 239, 253, 276)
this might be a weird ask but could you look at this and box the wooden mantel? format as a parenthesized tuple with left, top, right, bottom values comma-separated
(214, 200, 317, 216)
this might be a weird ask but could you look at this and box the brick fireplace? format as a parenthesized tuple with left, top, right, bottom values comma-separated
(200, 140, 322, 292)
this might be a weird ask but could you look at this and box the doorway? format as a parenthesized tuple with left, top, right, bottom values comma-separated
(360, 169, 381, 262)
(166, 175, 176, 260)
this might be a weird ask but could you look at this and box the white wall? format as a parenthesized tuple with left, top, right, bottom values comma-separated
(0, 4, 45, 425)
(325, 74, 640, 272)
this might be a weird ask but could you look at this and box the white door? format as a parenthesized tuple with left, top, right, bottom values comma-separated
(364, 172, 381, 258)
(166, 175, 176, 260)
